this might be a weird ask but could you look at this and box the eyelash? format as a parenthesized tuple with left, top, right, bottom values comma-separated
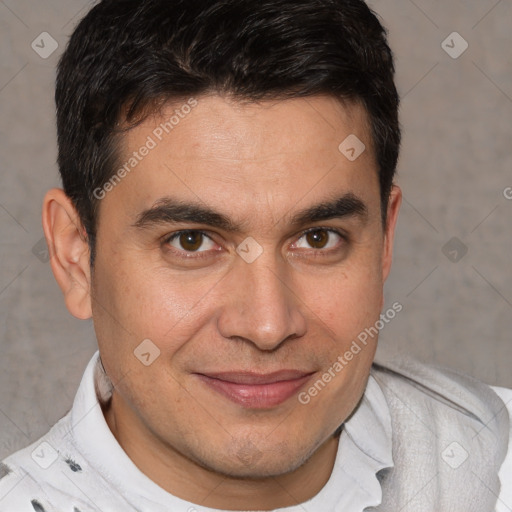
(162, 227, 347, 259)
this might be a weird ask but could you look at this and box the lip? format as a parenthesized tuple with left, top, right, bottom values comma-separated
(194, 370, 315, 409)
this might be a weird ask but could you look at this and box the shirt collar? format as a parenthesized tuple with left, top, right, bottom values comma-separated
(345, 372, 395, 469)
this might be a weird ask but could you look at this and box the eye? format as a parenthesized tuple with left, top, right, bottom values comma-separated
(165, 230, 217, 253)
(293, 228, 344, 250)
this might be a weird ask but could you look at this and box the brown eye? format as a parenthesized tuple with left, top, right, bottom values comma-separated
(179, 231, 203, 251)
(166, 231, 216, 253)
(293, 228, 344, 251)
(305, 230, 329, 249)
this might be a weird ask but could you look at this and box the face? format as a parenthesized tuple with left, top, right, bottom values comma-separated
(55, 95, 400, 496)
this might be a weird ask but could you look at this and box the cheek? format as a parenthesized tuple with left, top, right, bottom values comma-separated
(304, 260, 383, 338)
(92, 254, 221, 354)
(308, 268, 382, 412)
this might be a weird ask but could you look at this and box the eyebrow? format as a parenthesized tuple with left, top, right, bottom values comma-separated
(132, 193, 368, 232)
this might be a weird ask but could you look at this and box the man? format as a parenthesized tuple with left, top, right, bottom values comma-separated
(0, 0, 510, 510)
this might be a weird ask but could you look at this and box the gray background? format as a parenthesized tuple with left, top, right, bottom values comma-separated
(0, 0, 511, 459)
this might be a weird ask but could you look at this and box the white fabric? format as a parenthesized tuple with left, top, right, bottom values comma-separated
(493, 386, 512, 512)
(0, 350, 510, 512)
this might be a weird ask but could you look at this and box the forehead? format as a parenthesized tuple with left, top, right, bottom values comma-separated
(130, 94, 373, 162)
(103, 94, 379, 227)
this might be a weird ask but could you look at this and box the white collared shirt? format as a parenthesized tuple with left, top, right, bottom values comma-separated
(0, 350, 511, 511)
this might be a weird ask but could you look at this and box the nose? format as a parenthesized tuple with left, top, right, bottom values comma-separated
(217, 255, 307, 351)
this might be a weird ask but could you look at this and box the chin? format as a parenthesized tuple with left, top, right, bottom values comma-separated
(197, 438, 317, 480)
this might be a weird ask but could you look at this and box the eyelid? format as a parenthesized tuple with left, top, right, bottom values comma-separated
(299, 226, 347, 238)
(164, 229, 214, 244)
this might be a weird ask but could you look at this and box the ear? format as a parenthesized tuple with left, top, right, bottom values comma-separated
(42, 188, 92, 320)
(382, 184, 402, 282)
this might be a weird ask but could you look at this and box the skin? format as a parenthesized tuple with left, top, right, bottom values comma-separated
(42, 94, 401, 509)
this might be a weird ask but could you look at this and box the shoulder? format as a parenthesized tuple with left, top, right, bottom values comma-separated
(490, 385, 512, 512)
(371, 355, 509, 435)
(0, 460, 64, 512)
(369, 356, 511, 510)
(0, 416, 99, 512)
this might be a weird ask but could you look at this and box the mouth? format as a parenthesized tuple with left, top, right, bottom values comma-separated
(194, 370, 315, 409)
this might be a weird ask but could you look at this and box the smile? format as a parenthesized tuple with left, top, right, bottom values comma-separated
(194, 371, 315, 409)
